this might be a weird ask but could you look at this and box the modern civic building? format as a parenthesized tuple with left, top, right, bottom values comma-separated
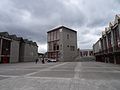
(93, 14, 120, 64)
(0, 32, 38, 63)
(47, 26, 77, 62)
(9, 34, 20, 63)
(18, 38, 38, 62)
(0, 32, 11, 63)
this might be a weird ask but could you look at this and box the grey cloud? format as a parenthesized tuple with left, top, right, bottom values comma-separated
(80, 0, 120, 28)
(86, 17, 109, 28)
(0, 0, 86, 45)
(80, 28, 90, 35)
(0, 0, 120, 52)
(0, 24, 49, 44)
(12, 0, 86, 26)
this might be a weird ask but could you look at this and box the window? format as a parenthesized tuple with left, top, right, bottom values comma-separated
(67, 34, 69, 39)
(60, 44, 62, 50)
(53, 44, 56, 50)
(53, 43, 59, 50)
(70, 46, 75, 51)
(57, 45, 59, 50)
(49, 43, 52, 51)
(108, 33, 111, 47)
(90, 51, 93, 56)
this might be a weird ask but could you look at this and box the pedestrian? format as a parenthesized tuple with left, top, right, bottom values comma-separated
(42, 56, 45, 64)
(35, 58, 39, 64)
(42, 59, 45, 64)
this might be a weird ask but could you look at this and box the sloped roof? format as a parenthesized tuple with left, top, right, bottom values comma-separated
(113, 14, 120, 25)
(0, 32, 9, 37)
(0, 32, 38, 46)
(9, 34, 20, 41)
(109, 21, 114, 27)
(17, 37, 23, 41)
(47, 25, 77, 33)
(23, 39, 38, 46)
(116, 14, 120, 19)
(102, 31, 106, 35)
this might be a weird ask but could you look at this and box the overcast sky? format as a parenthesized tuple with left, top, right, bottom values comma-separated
(0, 0, 120, 53)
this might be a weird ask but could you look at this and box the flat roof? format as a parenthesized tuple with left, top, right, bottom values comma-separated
(47, 25, 77, 33)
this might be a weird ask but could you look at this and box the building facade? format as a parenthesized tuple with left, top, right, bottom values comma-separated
(47, 26, 77, 62)
(19, 39, 38, 62)
(0, 32, 38, 63)
(80, 49, 93, 57)
(0, 32, 11, 63)
(9, 35, 20, 63)
(93, 14, 120, 64)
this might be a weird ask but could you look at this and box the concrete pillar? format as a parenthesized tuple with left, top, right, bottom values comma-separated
(106, 34, 109, 50)
(0, 38, 3, 62)
(114, 55, 116, 64)
(118, 23, 120, 37)
(88, 51, 90, 56)
(111, 29, 114, 50)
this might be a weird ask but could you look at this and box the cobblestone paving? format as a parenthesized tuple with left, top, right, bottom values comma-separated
(0, 62, 120, 90)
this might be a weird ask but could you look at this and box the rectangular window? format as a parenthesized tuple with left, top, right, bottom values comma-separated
(67, 34, 69, 39)
(53, 44, 56, 50)
(53, 31, 57, 40)
(2, 39, 11, 55)
(70, 46, 75, 51)
(48, 43, 52, 51)
(57, 45, 59, 50)
(108, 33, 111, 47)
(60, 44, 62, 50)
(50, 32, 52, 41)
(51, 32, 53, 41)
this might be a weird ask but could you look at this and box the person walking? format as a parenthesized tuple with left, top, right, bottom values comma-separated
(42, 55, 45, 64)
(35, 58, 39, 64)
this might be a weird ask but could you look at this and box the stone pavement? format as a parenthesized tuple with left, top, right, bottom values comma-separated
(0, 62, 120, 90)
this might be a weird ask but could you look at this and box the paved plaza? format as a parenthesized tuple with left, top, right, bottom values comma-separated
(0, 62, 120, 90)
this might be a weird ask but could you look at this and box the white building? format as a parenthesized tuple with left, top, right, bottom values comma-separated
(47, 26, 77, 62)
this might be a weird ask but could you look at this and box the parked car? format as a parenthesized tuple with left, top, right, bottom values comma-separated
(47, 58, 57, 62)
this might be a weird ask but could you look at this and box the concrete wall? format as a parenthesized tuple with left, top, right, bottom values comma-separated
(58, 29, 63, 61)
(0, 38, 1, 62)
(19, 42, 25, 62)
(10, 40, 20, 63)
(93, 40, 101, 54)
(61, 28, 77, 61)
(23, 43, 38, 62)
